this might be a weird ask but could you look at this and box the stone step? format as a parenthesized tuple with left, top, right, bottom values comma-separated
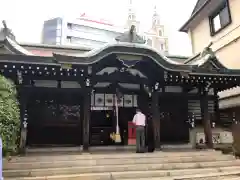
(4, 161, 240, 178)
(4, 154, 235, 170)
(4, 166, 240, 180)
(5, 150, 222, 163)
(120, 171, 240, 180)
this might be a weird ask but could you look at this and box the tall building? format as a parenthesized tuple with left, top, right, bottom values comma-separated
(144, 5, 169, 54)
(41, 14, 123, 48)
(42, 1, 169, 54)
(124, 1, 169, 53)
(125, 0, 140, 32)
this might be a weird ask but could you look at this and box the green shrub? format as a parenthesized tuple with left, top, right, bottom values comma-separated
(0, 75, 20, 156)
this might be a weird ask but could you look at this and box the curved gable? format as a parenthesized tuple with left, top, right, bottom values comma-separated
(53, 42, 192, 72)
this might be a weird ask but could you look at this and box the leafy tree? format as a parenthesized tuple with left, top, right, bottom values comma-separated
(0, 75, 20, 156)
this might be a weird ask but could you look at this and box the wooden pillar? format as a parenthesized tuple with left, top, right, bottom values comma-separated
(214, 88, 220, 126)
(19, 89, 28, 154)
(82, 79, 91, 152)
(151, 90, 161, 150)
(200, 88, 213, 148)
(138, 85, 149, 115)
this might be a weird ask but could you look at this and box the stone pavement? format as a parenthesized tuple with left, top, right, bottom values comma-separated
(3, 150, 240, 179)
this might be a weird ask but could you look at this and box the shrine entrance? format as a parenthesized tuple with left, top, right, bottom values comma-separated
(26, 89, 83, 147)
(89, 92, 137, 146)
(160, 94, 189, 144)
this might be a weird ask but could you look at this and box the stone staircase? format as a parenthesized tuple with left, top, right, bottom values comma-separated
(3, 150, 240, 180)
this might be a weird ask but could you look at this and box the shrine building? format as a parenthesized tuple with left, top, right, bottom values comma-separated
(0, 22, 239, 152)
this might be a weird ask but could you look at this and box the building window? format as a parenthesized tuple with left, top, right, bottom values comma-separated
(66, 36, 71, 43)
(158, 30, 163, 36)
(160, 43, 164, 51)
(67, 23, 72, 29)
(209, 0, 231, 35)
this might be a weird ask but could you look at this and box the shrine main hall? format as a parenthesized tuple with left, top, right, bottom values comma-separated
(0, 24, 239, 152)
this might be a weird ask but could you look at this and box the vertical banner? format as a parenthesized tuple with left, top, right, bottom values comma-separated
(0, 137, 2, 180)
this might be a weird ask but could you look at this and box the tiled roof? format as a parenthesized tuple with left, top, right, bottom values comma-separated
(191, 0, 209, 16)
(179, 0, 210, 32)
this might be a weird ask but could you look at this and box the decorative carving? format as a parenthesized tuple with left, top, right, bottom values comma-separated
(154, 82, 159, 91)
(85, 78, 90, 87)
(204, 81, 211, 92)
(200, 42, 214, 59)
(115, 25, 146, 44)
(116, 54, 142, 69)
(164, 71, 168, 81)
(0, 20, 16, 41)
(17, 70, 23, 84)
(198, 42, 220, 72)
(143, 84, 152, 97)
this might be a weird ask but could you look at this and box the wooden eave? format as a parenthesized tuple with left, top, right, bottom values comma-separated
(0, 37, 33, 55)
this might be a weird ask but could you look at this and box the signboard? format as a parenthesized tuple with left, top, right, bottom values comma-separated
(91, 93, 138, 107)
(105, 94, 114, 106)
(0, 137, 2, 180)
(124, 95, 133, 107)
(94, 94, 104, 106)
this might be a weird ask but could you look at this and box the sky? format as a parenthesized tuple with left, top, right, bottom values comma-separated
(0, 0, 197, 56)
